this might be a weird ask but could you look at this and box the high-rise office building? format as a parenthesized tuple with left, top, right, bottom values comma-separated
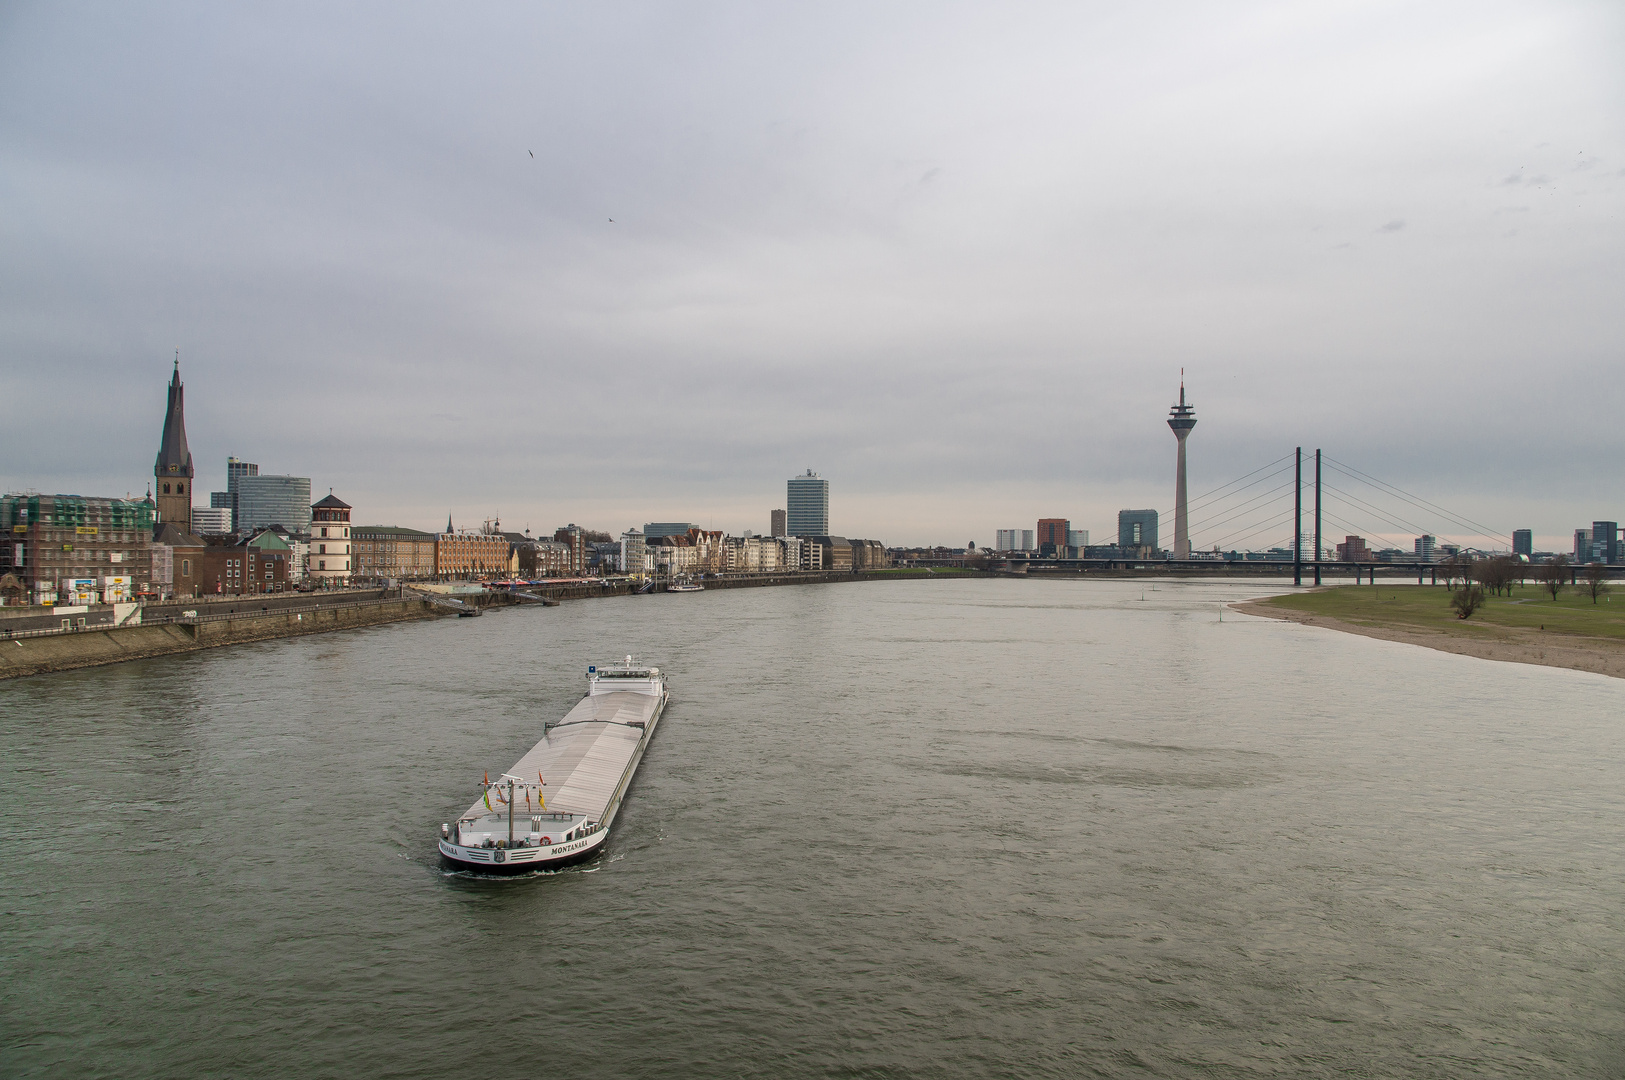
(786, 470, 829, 536)
(236, 475, 313, 533)
(643, 522, 693, 540)
(1573, 529, 1591, 562)
(1415, 534, 1436, 562)
(1592, 521, 1619, 564)
(190, 506, 232, 534)
(1512, 529, 1532, 557)
(994, 529, 1032, 552)
(208, 457, 260, 532)
(1118, 510, 1158, 551)
(1068, 529, 1089, 550)
(771, 509, 786, 537)
(225, 457, 259, 531)
(1036, 519, 1070, 555)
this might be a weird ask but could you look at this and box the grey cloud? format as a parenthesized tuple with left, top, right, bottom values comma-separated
(1, 1, 1623, 547)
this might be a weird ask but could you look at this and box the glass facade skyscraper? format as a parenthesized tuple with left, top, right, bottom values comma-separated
(219, 457, 259, 532)
(1117, 509, 1158, 550)
(235, 475, 312, 533)
(786, 471, 829, 536)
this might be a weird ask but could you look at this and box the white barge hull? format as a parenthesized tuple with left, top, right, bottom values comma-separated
(440, 662, 667, 875)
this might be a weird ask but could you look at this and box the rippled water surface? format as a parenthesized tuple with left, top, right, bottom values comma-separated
(3, 578, 1623, 1078)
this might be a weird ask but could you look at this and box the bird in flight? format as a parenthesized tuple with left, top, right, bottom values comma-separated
(609, 218, 615, 222)
(528, 150, 534, 158)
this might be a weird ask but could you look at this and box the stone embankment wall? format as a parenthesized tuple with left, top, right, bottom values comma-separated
(2, 571, 991, 680)
(1, 597, 438, 680)
(510, 570, 995, 602)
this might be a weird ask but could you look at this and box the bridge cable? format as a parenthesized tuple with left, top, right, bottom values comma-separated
(1321, 456, 1507, 546)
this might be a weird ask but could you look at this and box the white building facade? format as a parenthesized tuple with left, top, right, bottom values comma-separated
(308, 493, 352, 586)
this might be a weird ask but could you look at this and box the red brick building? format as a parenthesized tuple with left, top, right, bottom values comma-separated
(196, 538, 291, 595)
(1036, 518, 1071, 554)
(1335, 535, 1374, 562)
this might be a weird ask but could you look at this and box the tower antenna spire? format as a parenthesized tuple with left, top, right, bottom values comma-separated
(1167, 374, 1197, 560)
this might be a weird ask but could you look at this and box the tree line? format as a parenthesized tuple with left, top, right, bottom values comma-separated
(1449, 553, 1609, 618)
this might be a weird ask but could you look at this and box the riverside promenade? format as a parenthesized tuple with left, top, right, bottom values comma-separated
(0, 589, 442, 680)
(0, 569, 993, 680)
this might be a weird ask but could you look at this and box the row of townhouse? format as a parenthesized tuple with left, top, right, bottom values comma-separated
(350, 522, 596, 581)
(634, 530, 890, 575)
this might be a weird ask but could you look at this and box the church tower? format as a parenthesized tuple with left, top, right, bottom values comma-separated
(154, 359, 194, 532)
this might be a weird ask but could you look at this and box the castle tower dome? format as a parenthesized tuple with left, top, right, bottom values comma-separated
(154, 358, 195, 532)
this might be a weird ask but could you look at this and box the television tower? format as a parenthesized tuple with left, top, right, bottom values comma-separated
(1167, 373, 1197, 559)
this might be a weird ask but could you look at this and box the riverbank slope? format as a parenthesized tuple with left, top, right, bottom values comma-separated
(1235, 584, 1625, 679)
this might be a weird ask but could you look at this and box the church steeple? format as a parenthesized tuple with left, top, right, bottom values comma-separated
(154, 357, 195, 531)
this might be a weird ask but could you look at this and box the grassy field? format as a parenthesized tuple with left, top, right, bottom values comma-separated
(1259, 583, 1625, 640)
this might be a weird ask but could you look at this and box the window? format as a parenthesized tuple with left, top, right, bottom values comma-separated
(181, 559, 191, 576)
(319, 560, 326, 570)
(319, 544, 326, 554)
(163, 483, 170, 494)
(321, 528, 328, 538)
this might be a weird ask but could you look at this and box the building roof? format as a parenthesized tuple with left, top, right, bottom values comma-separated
(154, 362, 194, 479)
(244, 529, 293, 550)
(353, 525, 433, 538)
(312, 493, 351, 510)
(153, 522, 205, 548)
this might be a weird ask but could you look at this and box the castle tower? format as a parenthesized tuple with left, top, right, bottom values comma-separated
(154, 359, 194, 532)
(1167, 375, 1197, 559)
(309, 492, 352, 587)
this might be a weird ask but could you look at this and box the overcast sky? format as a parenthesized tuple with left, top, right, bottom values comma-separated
(2, 2, 1620, 549)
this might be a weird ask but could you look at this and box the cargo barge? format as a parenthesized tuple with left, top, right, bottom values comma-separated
(438, 657, 667, 874)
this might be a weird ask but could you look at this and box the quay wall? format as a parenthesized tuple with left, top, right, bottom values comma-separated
(1, 597, 438, 680)
(1, 571, 990, 680)
(510, 570, 996, 603)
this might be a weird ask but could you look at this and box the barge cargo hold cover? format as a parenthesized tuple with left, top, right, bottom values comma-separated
(438, 658, 667, 874)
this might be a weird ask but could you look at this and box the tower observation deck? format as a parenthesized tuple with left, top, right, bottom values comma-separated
(1167, 376, 1197, 559)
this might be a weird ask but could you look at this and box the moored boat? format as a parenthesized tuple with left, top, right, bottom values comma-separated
(438, 657, 668, 874)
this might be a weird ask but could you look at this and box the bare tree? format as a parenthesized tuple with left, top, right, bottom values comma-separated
(1540, 555, 1568, 601)
(1451, 585, 1485, 619)
(1475, 556, 1517, 597)
(1583, 562, 1610, 604)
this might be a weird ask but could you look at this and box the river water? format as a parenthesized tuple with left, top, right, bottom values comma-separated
(2, 578, 1622, 1078)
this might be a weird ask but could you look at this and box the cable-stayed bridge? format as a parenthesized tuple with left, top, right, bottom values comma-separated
(997, 448, 1614, 581)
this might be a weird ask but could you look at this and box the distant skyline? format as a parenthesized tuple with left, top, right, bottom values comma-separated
(2, 2, 1621, 549)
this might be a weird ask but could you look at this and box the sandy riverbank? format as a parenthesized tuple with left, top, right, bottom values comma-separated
(1232, 597, 1625, 680)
